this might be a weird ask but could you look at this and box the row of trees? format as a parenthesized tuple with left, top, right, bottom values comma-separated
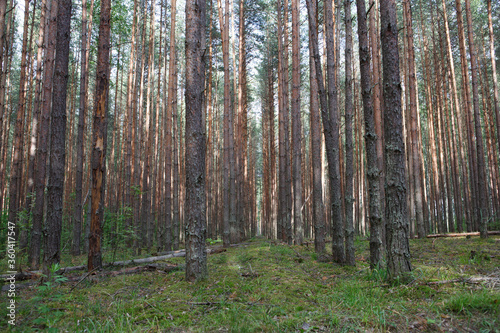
(1, 0, 498, 281)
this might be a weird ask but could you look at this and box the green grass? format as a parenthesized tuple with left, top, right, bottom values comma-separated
(1, 236, 499, 332)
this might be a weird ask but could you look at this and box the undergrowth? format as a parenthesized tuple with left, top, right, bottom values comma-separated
(1, 236, 499, 332)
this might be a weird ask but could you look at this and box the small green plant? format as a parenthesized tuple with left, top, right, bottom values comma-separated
(206, 238, 221, 245)
(37, 264, 68, 295)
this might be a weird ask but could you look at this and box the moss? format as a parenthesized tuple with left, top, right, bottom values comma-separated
(4, 237, 499, 332)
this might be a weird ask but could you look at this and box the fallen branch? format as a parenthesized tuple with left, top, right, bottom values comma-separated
(1, 247, 227, 281)
(426, 231, 500, 238)
(68, 268, 98, 293)
(425, 276, 500, 287)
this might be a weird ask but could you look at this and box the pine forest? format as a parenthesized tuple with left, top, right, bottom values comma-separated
(0, 0, 499, 331)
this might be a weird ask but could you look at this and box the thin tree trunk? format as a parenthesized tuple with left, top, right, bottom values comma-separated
(291, 0, 302, 245)
(172, 62, 180, 251)
(124, 0, 138, 247)
(487, 0, 500, 161)
(356, 0, 382, 268)
(73, 0, 93, 256)
(8, 0, 30, 240)
(164, 0, 177, 251)
(141, 0, 156, 250)
(344, 0, 354, 266)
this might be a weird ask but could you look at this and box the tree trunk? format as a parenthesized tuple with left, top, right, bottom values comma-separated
(44, 0, 72, 274)
(237, 0, 248, 241)
(88, 0, 111, 271)
(344, 0, 354, 266)
(464, 0, 489, 238)
(403, 0, 424, 238)
(31, 0, 57, 269)
(73, 0, 93, 256)
(379, 0, 411, 280)
(487, 0, 500, 161)
(164, 0, 177, 251)
(291, 0, 302, 245)
(325, 0, 344, 264)
(185, 0, 208, 281)
(8, 0, 30, 242)
(141, 0, 156, 250)
(356, 0, 382, 269)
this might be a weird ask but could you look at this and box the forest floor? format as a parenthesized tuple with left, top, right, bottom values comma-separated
(1, 235, 499, 332)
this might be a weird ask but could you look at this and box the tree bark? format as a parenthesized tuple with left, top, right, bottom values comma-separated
(464, 0, 489, 238)
(403, 0, 424, 238)
(8, 0, 30, 242)
(379, 0, 411, 280)
(487, 0, 500, 161)
(88, 0, 111, 271)
(325, 0, 344, 264)
(291, 0, 302, 245)
(185, 0, 208, 281)
(73, 0, 92, 256)
(344, 0, 354, 266)
(356, 0, 382, 269)
(44, 0, 72, 274)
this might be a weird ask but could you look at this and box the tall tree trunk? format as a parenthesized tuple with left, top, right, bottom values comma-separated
(31, 0, 57, 269)
(218, 0, 234, 246)
(356, 0, 382, 268)
(455, 0, 477, 233)
(124, 0, 138, 247)
(379, 0, 411, 280)
(237, 0, 248, 240)
(488, 0, 500, 160)
(8, 0, 30, 241)
(73, 0, 92, 256)
(0, 0, 10, 213)
(172, 60, 180, 251)
(141, 0, 156, 250)
(88, 0, 111, 271)
(291, 0, 302, 245)
(164, 0, 177, 251)
(185, 0, 207, 281)
(44, 0, 72, 274)
(464, 0, 489, 238)
(344, 0, 354, 266)
(306, 0, 340, 260)
(325, 0, 344, 264)
(440, 0, 466, 232)
(403, 0, 424, 238)
(27, 0, 48, 267)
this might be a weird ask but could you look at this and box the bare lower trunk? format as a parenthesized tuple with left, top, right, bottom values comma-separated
(184, 0, 207, 281)
(356, 0, 382, 269)
(44, 0, 72, 274)
(380, 0, 412, 280)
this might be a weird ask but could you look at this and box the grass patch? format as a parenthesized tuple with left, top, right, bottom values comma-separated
(2, 236, 499, 332)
